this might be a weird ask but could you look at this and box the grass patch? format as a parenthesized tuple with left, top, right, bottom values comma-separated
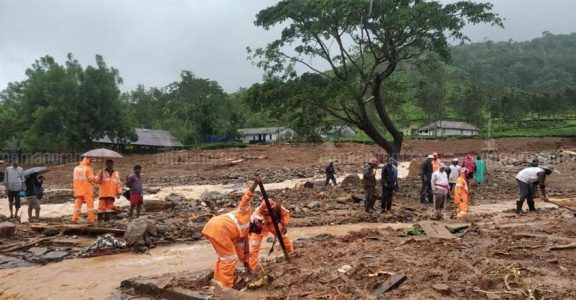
(199, 142, 247, 150)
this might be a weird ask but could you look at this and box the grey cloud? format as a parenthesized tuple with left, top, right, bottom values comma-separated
(1, 0, 575, 93)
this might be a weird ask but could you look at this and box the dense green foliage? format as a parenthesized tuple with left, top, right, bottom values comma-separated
(2, 29, 576, 152)
(248, 0, 501, 154)
(0, 54, 135, 152)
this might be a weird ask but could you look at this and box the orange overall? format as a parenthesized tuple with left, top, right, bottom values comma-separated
(202, 190, 254, 287)
(454, 174, 469, 220)
(248, 205, 293, 270)
(72, 157, 95, 223)
(95, 169, 121, 213)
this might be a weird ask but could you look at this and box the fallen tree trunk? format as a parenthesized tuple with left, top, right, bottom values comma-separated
(0, 233, 63, 253)
(30, 224, 125, 235)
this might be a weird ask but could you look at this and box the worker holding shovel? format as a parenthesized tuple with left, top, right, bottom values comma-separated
(248, 198, 293, 271)
(202, 177, 260, 288)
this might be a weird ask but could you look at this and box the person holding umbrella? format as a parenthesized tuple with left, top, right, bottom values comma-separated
(25, 174, 44, 221)
(72, 156, 96, 224)
(94, 159, 121, 222)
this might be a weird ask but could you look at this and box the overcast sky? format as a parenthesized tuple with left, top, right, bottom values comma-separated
(1, 0, 576, 93)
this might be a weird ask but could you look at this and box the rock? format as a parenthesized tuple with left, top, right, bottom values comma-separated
(43, 227, 60, 237)
(115, 212, 128, 219)
(317, 192, 327, 199)
(306, 201, 321, 209)
(266, 236, 274, 243)
(124, 218, 157, 246)
(362, 253, 376, 260)
(337, 196, 351, 204)
(0, 222, 16, 238)
(341, 174, 361, 186)
(408, 159, 421, 178)
(28, 247, 49, 256)
(200, 191, 224, 202)
(303, 181, 315, 189)
(0, 214, 8, 222)
(145, 188, 161, 195)
(164, 193, 185, 204)
(144, 199, 176, 212)
(432, 283, 451, 295)
(314, 233, 334, 241)
(43, 251, 69, 261)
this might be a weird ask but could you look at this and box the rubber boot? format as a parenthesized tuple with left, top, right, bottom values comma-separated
(527, 200, 536, 212)
(516, 201, 524, 215)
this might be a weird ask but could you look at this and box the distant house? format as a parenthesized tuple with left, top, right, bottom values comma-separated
(417, 121, 480, 137)
(238, 127, 296, 144)
(94, 128, 185, 151)
(400, 125, 420, 136)
(322, 125, 356, 140)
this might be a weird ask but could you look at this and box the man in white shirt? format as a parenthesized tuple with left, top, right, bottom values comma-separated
(431, 163, 449, 219)
(448, 158, 461, 200)
(4, 159, 25, 219)
(515, 165, 556, 214)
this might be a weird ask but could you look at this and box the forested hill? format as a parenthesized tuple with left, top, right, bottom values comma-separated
(449, 32, 576, 92)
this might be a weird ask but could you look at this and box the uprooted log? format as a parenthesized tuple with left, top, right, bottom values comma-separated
(30, 223, 126, 236)
(0, 233, 63, 253)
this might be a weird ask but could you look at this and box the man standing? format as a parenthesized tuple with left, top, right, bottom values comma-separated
(95, 160, 121, 222)
(448, 158, 461, 199)
(381, 158, 396, 212)
(126, 165, 143, 219)
(72, 156, 96, 224)
(4, 159, 24, 219)
(515, 165, 556, 214)
(25, 174, 44, 221)
(325, 162, 337, 186)
(202, 177, 260, 288)
(420, 155, 434, 203)
(363, 158, 378, 212)
(431, 163, 449, 219)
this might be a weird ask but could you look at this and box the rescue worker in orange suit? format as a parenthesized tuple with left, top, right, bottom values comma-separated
(72, 156, 96, 223)
(202, 177, 260, 288)
(94, 159, 121, 222)
(454, 167, 469, 221)
(248, 199, 293, 270)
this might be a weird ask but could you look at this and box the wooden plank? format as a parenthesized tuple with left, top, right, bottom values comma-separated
(418, 221, 456, 240)
(30, 224, 125, 235)
(549, 243, 576, 251)
(372, 273, 407, 296)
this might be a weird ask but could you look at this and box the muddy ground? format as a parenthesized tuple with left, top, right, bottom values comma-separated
(0, 137, 575, 299)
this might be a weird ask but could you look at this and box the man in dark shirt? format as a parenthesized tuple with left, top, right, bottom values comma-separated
(363, 158, 378, 212)
(381, 158, 396, 212)
(420, 155, 434, 203)
(126, 165, 143, 218)
(325, 162, 337, 186)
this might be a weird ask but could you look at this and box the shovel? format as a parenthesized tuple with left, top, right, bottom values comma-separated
(546, 198, 576, 213)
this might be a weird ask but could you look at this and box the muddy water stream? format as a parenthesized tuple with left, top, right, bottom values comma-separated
(0, 222, 411, 300)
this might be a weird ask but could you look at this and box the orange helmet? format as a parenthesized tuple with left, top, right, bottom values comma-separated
(259, 198, 276, 214)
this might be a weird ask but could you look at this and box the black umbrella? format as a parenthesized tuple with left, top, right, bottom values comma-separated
(23, 167, 49, 178)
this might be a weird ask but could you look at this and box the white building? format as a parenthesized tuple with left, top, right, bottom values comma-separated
(238, 127, 297, 143)
(417, 121, 480, 137)
(321, 125, 356, 140)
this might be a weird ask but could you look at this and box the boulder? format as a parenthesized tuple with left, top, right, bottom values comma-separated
(165, 193, 185, 204)
(43, 227, 60, 237)
(144, 199, 177, 212)
(28, 247, 48, 256)
(0, 222, 16, 239)
(200, 191, 224, 202)
(124, 218, 157, 246)
(145, 188, 161, 195)
(341, 174, 361, 186)
(306, 201, 321, 209)
(432, 283, 451, 295)
(336, 196, 351, 204)
(43, 251, 69, 261)
(303, 181, 315, 189)
(407, 159, 421, 178)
